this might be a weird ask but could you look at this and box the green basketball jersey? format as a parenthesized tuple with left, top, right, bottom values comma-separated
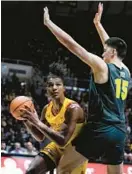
(88, 63, 130, 133)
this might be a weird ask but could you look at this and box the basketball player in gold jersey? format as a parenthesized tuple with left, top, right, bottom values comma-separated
(21, 62, 87, 174)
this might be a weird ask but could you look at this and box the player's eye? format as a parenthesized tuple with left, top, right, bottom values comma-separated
(56, 83, 61, 86)
(47, 83, 53, 87)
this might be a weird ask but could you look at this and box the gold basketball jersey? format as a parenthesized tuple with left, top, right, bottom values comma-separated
(45, 97, 84, 146)
(40, 97, 88, 172)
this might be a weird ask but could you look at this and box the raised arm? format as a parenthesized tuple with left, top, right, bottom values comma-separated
(93, 2, 109, 47)
(43, 7, 107, 76)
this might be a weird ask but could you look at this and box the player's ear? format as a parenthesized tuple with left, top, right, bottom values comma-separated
(113, 48, 117, 56)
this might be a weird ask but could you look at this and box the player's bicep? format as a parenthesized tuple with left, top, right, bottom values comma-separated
(62, 105, 84, 144)
(59, 120, 76, 145)
(64, 121, 76, 143)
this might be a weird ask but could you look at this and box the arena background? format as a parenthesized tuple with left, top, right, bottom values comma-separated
(1, 1, 132, 174)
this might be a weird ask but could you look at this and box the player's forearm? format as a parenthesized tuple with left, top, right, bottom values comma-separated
(23, 121, 45, 142)
(45, 20, 94, 66)
(94, 23, 109, 47)
(45, 19, 86, 63)
(36, 121, 65, 146)
(45, 20, 76, 50)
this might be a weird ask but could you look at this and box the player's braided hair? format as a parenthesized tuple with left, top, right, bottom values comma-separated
(47, 62, 67, 84)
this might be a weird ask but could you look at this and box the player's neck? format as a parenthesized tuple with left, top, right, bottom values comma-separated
(52, 95, 65, 111)
(110, 57, 123, 69)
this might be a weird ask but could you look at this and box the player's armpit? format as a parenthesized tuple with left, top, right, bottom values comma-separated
(93, 68, 109, 84)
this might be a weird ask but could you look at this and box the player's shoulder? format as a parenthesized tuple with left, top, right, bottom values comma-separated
(43, 100, 53, 110)
(121, 63, 131, 77)
(65, 101, 84, 122)
(66, 98, 81, 109)
(41, 104, 48, 116)
(66, 100, 83, 113)
(40, 104, 49, 122)
(42, 104, 48, 111)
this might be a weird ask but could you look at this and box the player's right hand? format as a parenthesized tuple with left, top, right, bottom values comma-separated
(43, 7, 50, 26)
(93, 2, 103, 25)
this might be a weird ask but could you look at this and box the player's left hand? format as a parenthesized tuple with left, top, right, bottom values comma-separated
(43, 7, 50, 25)
(19, 106, 40, 125)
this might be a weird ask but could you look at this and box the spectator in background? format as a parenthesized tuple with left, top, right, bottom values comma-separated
(124, 138, 132, 163)
(11, 72, 20, 94)
(10, 142, 25, 154)
(24, 142, 38, 155)
(1, 142, 8, 153)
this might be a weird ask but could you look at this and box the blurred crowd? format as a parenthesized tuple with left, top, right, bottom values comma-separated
(1, 62, 132, 164)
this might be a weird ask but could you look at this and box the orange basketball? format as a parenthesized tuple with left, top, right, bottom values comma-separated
(10, 96, 35, 120)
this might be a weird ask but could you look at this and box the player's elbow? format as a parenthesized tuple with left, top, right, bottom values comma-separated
(34, 135, 45, 142)
(57, 139, 68, 147)
(36, 138, 44, 142)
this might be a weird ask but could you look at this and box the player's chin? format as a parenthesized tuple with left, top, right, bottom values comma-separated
(103, 57, 107, 62)
(52, 94, 60, 100)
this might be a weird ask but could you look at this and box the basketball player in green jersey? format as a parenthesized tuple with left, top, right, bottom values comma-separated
(43, 4, 131, 174)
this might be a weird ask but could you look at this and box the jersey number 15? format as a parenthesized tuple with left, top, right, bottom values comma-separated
(115, 78, 129, 100)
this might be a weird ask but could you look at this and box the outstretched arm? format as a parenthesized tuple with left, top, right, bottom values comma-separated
(43, 7, 107, 75)
(93, 2, 109, 47)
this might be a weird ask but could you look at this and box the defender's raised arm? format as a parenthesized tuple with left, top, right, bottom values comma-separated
(93, 3, 109, 47)
(43, 7, 108, 77)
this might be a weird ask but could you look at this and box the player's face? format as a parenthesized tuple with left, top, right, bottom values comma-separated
(46, 77, 65, 99)
(102, 44, 115, 63)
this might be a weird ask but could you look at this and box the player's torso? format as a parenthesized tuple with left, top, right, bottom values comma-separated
(44, 97, 84, 145)
(45, 97, 73, 131)
(88, 63, 130, 132)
